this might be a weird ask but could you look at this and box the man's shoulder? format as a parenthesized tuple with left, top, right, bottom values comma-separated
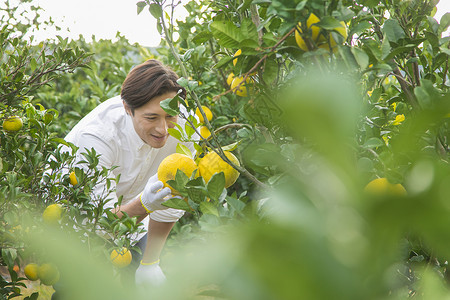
(65, 96, 125, 143)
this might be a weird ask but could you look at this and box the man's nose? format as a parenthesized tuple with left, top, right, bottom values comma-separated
(155, 119, 169, 134)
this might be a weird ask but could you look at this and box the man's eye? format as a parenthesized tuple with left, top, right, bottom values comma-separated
(146, 117, 157, 121)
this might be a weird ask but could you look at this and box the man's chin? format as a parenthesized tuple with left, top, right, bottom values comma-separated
(146, 136, 168, 148)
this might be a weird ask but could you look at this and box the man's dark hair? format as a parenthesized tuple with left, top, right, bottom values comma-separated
(121, 59, 186, 114)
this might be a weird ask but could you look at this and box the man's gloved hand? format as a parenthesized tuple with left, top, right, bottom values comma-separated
(140, 174, 171, 213)
(135, 260, 166, 286)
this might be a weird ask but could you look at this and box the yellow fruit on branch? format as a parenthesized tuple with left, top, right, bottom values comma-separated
(38, 263, 60, 286)
(2, 116, 23, 132)
(110, 247, 132, 268)
(232, 49, 242, 66)
(198, 151, 240, 188)
(295, 13, 347, 52)
(226, 73, 235, 86)
(157, 153, 198, 195)
(231, 76, 252, 97)
(295, 13, 321, 51)
(199, 126, 211, 140)
(42, 204, 63, 224)
(317, 21, 348, 52)
(69, 171, 78, 185)
(364, 177, 407, 197)
(195, 106, 213, 123)
(24, 263, 39, 281)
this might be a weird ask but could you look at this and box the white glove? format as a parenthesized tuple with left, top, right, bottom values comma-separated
(135, 260, 166, 286)
(140, 174, 171, 213)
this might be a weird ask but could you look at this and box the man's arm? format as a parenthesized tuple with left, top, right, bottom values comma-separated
(113, 198, 149, 223)
(141, 219, 175, 263)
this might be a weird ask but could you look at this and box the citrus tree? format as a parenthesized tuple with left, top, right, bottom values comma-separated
(0, 2, 149, 299)
(134, 0, 450, 298)
(2, 0, 450, 299)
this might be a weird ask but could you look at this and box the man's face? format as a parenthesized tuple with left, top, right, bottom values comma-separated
(124, 92, 178, 148)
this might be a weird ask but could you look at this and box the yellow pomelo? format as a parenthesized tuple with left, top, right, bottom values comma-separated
(195, 106, 213, 123)
(364, 177, 407, 197)
(231, 76, 251, 97)
(69, 171, 78, 185)
(307, 13, 321, 40)
(157, 153, 198, 195)
(199, 126, 211, 140)
(24, 263, 39, 281)
(198, 151, 240, 188)
(233, 49, 242, 66)
(295, 13, 321, 51)
(317, 21, 347, 52)
(42, 204, 63, 224)
(2, 116, 23, 132)
(110, 247, 132, 268)
(227, 73, 235, 86)
(38, 263, 60, 286)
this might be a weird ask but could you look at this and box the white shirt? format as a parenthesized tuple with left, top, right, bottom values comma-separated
(64, 95, 195, 239)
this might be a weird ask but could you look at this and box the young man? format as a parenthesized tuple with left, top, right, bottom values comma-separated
(63, 59, 193, 285)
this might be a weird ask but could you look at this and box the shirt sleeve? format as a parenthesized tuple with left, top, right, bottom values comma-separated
(73, 129, 119, 209)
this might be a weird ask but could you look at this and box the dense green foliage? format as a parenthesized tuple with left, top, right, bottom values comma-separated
(1, 0, 450, 299)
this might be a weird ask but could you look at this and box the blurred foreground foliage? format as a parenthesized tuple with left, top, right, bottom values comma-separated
(1, 0, 450, 299)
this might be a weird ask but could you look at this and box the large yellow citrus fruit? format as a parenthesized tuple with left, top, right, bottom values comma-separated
(69, 171, 78, 185)
(110, 247, 132, 268)
(317, 21, 347, 52)
(199, 126, 211, 140)
(24, 263, 39, 281)
(295, 13, 347, 53)
(157, 153, 198, 195)
(198, 151, 240, 188)
(195, 106, 213, 123)
(38, 263, 60, 286)
(233, 49, 242, 66)
(364, 177, 407, 197)
(231, 76, 251, 97)
(42, 204, 63, 224)
(295, 13, 321, 51)
(2, 116, 23, 132)
(227, 73, 235, 86)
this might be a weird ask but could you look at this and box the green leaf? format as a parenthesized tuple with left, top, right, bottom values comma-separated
(225, 196, 246, 213)
(214, 56, 233, 69)
(206, 172, 226, 201)
(351, 47, 369, 69)
(176, 143, 192, 158)
(185, 122, 196, 138)
(168, 128, 183, 140)
(192, 31, 213, 44)
(363, 137, 384, 149)
(149, 3, 163, 19)
(136, 1, 147, 15)
(199, 201, 219, 216)
(382, 19, 406, 42)
(186, 177, 207, 203)
(381, 38, 391, 60)
(240, 18, 259, 44)
(30, 58, 37, 72)
(316, 17, 343, 30)
(160, 95, 180, 116)
(162, 197, 191, 211)
(357, 157, 374, 173)
(210, 20, 244, 48)
(439, 13, 450, 33)
(221, 141, 240, 151)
